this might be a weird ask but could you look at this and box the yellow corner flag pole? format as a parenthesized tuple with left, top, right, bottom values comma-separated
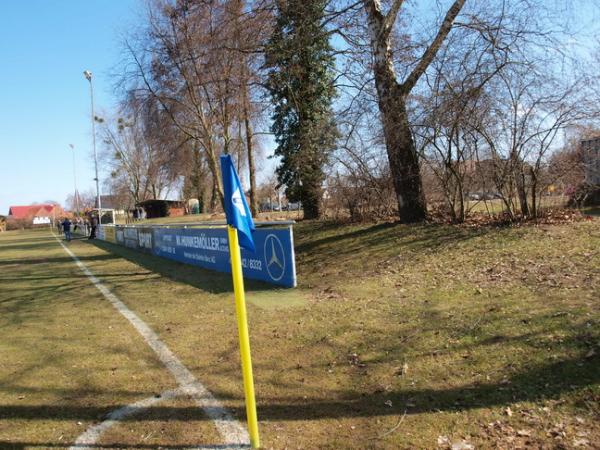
(227, 225, 260, 448)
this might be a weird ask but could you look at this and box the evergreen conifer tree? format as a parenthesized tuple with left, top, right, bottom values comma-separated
(265, 0, 338, 219)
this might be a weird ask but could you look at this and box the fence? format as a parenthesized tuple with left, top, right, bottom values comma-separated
(72, 223, 90, 237)
(97, 222, 297, 288)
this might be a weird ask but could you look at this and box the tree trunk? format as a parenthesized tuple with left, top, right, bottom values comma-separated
(231, 0, 257, 217)
(514, 164, 530, 217)
(363, 0, 465, 222)
(374, 82, 427, 222)
(210, 175, 219, 212)
(197, 184, 205, 213)
(242, 82, 258, 217)
(203, 138, 224, 206)
(192, 144, 205, 213)
(364, 0, 427, 222)
(457, 180, 465, 223)
(530, 166, 538, 219)
(301, 179, 322, 219)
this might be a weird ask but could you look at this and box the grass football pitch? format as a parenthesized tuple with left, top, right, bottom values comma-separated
(0, 221, 598, 449)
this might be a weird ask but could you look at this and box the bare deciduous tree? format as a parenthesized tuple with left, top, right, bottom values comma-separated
(122, 0, 270, 213)
(360, 0, 466, 222)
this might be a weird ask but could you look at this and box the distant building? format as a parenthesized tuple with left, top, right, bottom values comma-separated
(95, 195, 127, 215)
(135, 199, 186, 219)
(581, 137, 600, 185)
(7, 204, 64, 225)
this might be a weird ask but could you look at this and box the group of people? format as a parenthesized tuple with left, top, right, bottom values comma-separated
(132, 207, 147, 220)
(58, 214, 98, 242)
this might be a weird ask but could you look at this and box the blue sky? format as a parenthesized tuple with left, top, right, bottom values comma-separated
(0, 1, 141, 215)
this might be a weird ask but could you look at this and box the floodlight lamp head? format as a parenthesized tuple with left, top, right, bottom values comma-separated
(83, 70, 92, 81)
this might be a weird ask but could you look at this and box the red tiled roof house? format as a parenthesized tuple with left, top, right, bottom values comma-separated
(7, 204, 63, 225)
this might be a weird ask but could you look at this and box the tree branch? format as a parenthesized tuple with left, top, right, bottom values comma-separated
(382, 0, 405, 41)
(401, 0, 466, 94)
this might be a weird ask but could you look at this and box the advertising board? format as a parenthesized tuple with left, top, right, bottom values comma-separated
(123, 227, 138, 249)
(33, 217, 51, 225)
(97, 225, 105, 241)
(116, 228, 125, 245)
(153, 226, 296, 287)
(137, 227, 154, 253)
(103, 226, 116, 243)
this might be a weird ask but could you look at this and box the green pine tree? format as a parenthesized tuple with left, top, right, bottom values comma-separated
(265, 0, 338, 219)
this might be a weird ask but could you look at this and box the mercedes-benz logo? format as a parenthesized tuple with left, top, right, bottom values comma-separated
(264, 234, 285, 281)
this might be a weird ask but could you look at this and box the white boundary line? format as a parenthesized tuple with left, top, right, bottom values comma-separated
(52, 235, 249, 448)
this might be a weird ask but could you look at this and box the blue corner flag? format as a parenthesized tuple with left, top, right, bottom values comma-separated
(220, 154, 256, 252)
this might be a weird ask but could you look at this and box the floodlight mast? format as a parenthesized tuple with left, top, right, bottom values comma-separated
(69, 144, 80, 215)
(83, 70, 101, 220)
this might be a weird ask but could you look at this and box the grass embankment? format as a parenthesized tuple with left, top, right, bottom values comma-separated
(1, 220, 598, 449)
(118, 209, 302, 226)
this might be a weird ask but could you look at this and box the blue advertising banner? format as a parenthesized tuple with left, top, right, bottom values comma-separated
(97, 225, 105, 241)
(116, 228, 125, 245)
(153, 226, 296, 288)
(137, 227, 154, 253)
(123, 227, 138, 249)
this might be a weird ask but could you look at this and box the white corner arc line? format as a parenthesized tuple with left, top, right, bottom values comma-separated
(71, 388, 181, 448)
(53, 235, 249, 448)
(72, 388, 246, 449)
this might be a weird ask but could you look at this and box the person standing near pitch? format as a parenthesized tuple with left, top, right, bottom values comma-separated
(88, 213, 97, 239)
(61, 217, 72, 242)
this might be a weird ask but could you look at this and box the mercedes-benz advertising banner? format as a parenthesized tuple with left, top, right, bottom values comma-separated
(153, 227, 296, 287)
(99, 224, 297, 288)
